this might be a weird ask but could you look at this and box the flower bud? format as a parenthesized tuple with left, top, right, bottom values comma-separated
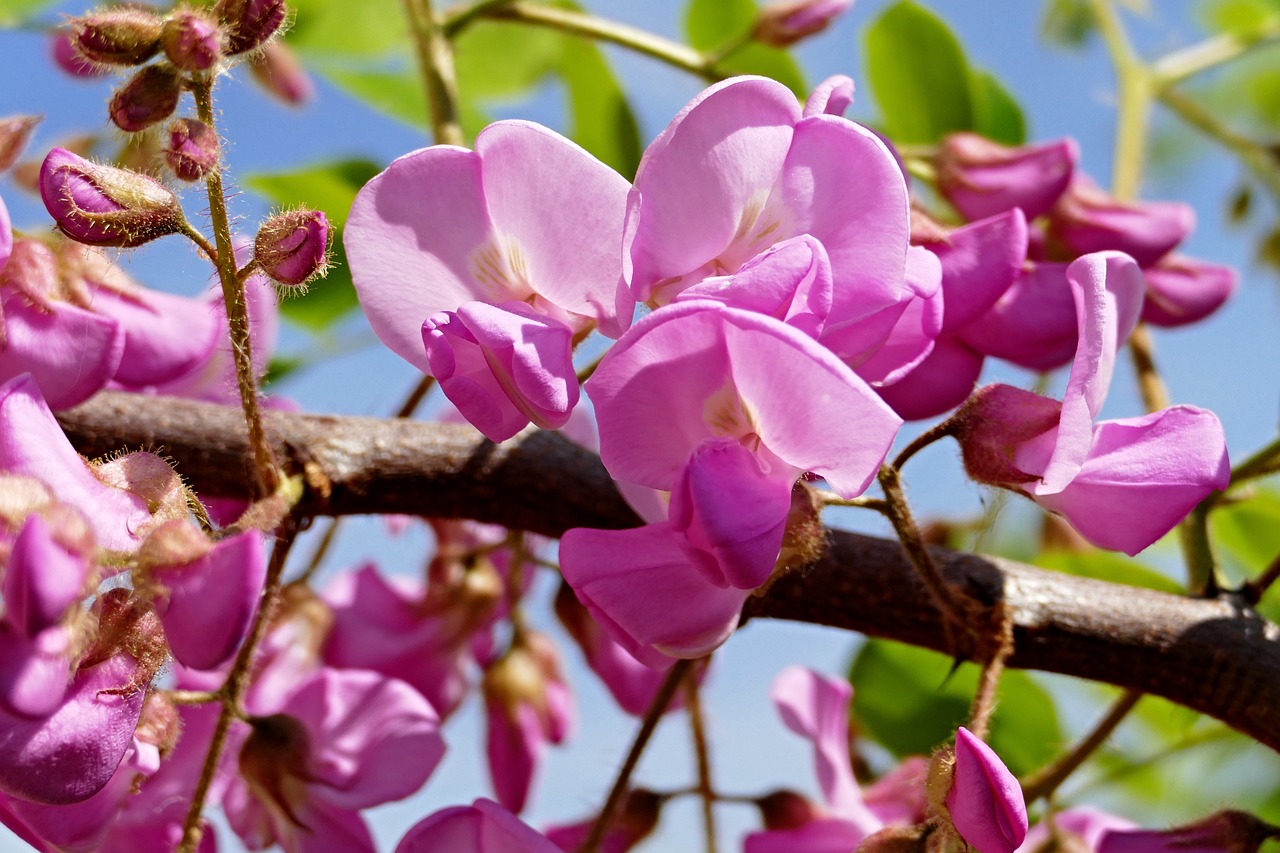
(0, 115, 41, 173)
(930, 727, 1028, 853)
(1098, 810, 1280, 853)
(753, 0, 854, 47)
(248, 41, 314, 106)
(1047, 180, 1194, 267)
(51, 28, 109, 79)
(40, 147, 185, 248)
(215, 0, 288, 55)
(936, 133, 1078, 222)
(253, 208, 331, 286)
(161, 11, 223, 71)
(70, 8, 165, 67)
(109, 64, 183, 133)
(165, 117, 220, 181)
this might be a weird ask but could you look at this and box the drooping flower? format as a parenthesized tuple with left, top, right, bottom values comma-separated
(346, 120, 632, 441)
(935, 133, 1078, 222)
(396, 798, 561, 853)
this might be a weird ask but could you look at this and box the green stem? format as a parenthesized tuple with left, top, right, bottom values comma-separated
(443, 0, 516, 34)
(190, 77, 277, 499)
(1229, 434, 1280, 487)
(1089, 0, 1151, 202)
(465, 2, 722, 81)
(403, 0, 466, 146)
(1152, 22, 1280, 86)
(578, 659, 692, 853)
(178, 518, 299, 853)
(1157, 87, 1280, 202)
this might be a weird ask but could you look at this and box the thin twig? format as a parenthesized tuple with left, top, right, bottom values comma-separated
(966, 608, 1014, 741)
(178, 518, 300, 853)
(1020, 689, 1143, 803)
(403, 0, 465, 146)
(1157, 87, 1280, 203)
(684, 664, 718, 853)
(1242, 551, 1280, 605)
(891, 421, 958, 472)
(1152, 22, 1280, 86)
(578, 659, 692, 853)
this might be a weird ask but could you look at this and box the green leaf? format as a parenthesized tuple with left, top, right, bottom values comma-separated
(0, 0, 57, 26)
(970, 69, 1026, 145)
(454, 17, 564, 98)
(318, 63, 428, 127)
(685, 0, 757, 52)
(849, 639, 1062, 776)
(1041, 0, 1097, 48)
(245, 159, 382, 331)
(558, 37, 643, 176)
(287, 0, 408, 56)
(865, 1, 973, 144)
(1034, 549, 1181, 593)
(1210, 485, 1280, 574)
(1200, 0, 1280, 34)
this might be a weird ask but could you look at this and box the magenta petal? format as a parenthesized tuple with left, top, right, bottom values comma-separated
(0, 375, 150, 552)
(1038, 252, 1145, 493)
(0, 293, 124, 409)
(1141, 254, 1237, 328)
(946, 727, 1028, 853)
(1020, 806, 1136, 852)
(559, 524, 749, 662)
(626, 77, 801, 303)
(744, 818, 870, 853)
(155, 529, 266, 671)
(284, 668, 445, 811)
(771, 667, 880, 830)
(0, 627, 71, 718)
(957, 261, 1079, 371)
(396, 799, 560, 853)
(854, 246, 944, 386)
(670, 438, 794, 589)
(347, 145, 492, 373)
(6, 514, 88, 634)
(474, 121, 632, 336)
(0, 193, 11, 272)
(928, 209, 1028, 332)
(937, 134, 1077, 222)
(1032, 406, 1229, 555)
(803, 74, 855, 118)
(1050, 182, 1194, 267)
(875, 336, 984, 421)
(776, 115, 909, 325)
(91, 287, 220, 387)
(0, 653, 145, 805)
(424, 301, 578, 442)
(486, 698, 542, 814)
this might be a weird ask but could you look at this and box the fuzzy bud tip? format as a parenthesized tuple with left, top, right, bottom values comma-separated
(40, 148, 186, 248)
(253, 208, 331, 287)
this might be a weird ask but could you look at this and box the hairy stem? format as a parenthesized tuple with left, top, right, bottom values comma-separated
(578, 659, 692, 853)
(466, 1, 721, 80)
(403, 0, 465, 146)
(1020, 689, 1143, 803)
(178, 518, 299, 853)
(966, 609, 1014, 741)
(685, 665, 718, 853)
(190, 77, 277, 499)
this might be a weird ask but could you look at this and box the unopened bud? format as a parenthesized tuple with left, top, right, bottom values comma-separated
(254, 208, 330, 287)
(166, 117, 220, 181)
(70, 9, 165, 67)
(40, 147, 186, 248)
(755, 789, 819, 830)
(215, 0, 288, 55)
(0, 115, 41, 173)
(51, 29, 109, 79)
(753, 0, 853, 48)
(930, 728, 1028, 853)
(936, 133, 1078, 223)
(109, 64, 183, 133)
(161, 11, 222, 71)
(248, 41, 314, 106)
(239, 713, 313, 829)
(1098, 810, 1280, 853)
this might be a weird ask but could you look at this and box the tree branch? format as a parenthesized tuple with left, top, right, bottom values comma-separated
(58, 393, 1280, 752)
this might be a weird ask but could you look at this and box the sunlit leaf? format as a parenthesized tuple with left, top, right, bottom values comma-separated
(1041, 0, 1096, 48)
(849, 639, 1062, 776)
(558, 37, 643, 176)
(287, 0, 408, 55)
(1210, 485, 1280, 574)
(245, 159, 382, 331)
(1200, 0, 1280, 34)
(0, 0, 58, 26)
(970, 69, 1026, 144)
(1035, 549, 1181, 593)
(865, 1, 973, 143)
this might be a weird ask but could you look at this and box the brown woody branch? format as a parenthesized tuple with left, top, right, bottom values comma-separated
(59, 392, 1280, 751)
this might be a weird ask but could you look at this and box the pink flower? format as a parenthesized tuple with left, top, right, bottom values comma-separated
(347, 120, 632, 439)
(956, 253, 1230, 554)
(625, 75, 909, 326)
(396, 798, 560, 853)
(945, 727, 1028, 853)
(936, 133, 1078, 221)
(1141, 254, 1237, 328)
(1017, 806, 1135, 851)
(1048, 179, 1194, 267)
(753, 0, 855, 48)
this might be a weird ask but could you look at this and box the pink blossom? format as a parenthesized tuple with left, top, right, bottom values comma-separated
(956, 253, 1230, 554)
(945, 727, 1028, 853)
(936, 133, 1078, 221)
(753, 0, 855, 48)
(625, 76, 909, 325)
(1017, 806, 1135, 851)
(1048, 179, 1194, 267)
(396, 798, 560, 853)
(347, 120, 632, 437)
(1141, 254, 1237, 328)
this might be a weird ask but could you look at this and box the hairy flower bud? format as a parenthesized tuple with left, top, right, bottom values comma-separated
(40, 148, 185, 248)
(215, 0, 288, 55)
(70, 8, 165, 67)
(254, 208, 330, 286)
(51, 28, 109, 79)
(165, 117, 220, 181)
(248, 41, 314, 105)
(753, 0, 854, 47)
(0, 115, 41, 173)
(161, 11, 223, 71)
(109, 64, 183, 133)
